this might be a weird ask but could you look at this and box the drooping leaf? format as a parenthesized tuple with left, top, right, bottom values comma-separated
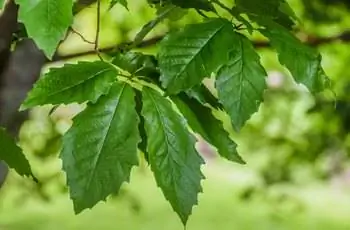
(0, 127, 34, 178)
(260, 20, 330, 93)
(15, 0, 73, 58)
(21, 61, 118, 110)
(171, 94, 245, 163)
(61, 81, 140, 213)
(109, 0, 128, 10)
(215, 32, 267, 131)
(170, 0, 215, 12)
(158, 18, 236, 94)
(141, 87, 204, 224)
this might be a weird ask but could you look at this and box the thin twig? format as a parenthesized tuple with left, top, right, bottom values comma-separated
(95, 0, 103, 60)
(196, 9, 209, 18)
(234, 23, 244, 30)
(70, 27, 95, 44)
(50, 30, 350, 62)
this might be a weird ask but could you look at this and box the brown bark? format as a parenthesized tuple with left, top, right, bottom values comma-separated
(0, 0, 95, 188)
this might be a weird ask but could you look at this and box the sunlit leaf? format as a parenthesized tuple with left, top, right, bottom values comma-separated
(15, 0, 73, 58)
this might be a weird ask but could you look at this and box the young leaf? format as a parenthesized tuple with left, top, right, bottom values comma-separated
(0, 127, 34, 178)
(171, 94, 245, 163)
(21, 61, 118, 110)
(15, 0, 73, 58)
(141, 87, 204, 224)
(215, 32, 267, 132)
(260, 21, 330, 93)
(60, 82, 140, 213)
(158, 18, 236, 94)
(109, 0, 128, 10)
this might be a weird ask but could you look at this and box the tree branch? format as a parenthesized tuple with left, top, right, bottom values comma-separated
(51, 30, 350, 62)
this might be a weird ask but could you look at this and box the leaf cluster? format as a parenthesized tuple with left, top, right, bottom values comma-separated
(0, 0, 331, 225)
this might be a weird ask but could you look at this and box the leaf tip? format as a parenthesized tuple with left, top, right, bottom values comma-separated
(18, 104, 29, 112)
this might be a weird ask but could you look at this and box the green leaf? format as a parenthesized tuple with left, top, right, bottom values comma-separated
(0, 127, 34, 178)
(260, 21, 330, 93)
(141, 87, 204, 224)
(158, 18, 236, 94)
(0, 0, 4, 8)
(109, 0, 128, 10)
(235, 0, 297, 28)
(134, 5, 178, 46)
(170, 0, 215, 12)
(185, 85, 222, 109)
(15, 0, 73, 58)
(21, 61, 118, 110)
(61, 81, 140, 213)
(112, 52, 157, 75)
(171, 94, 245, 163)
(279, 1, 298, 21)
(215, 32, 267, 131)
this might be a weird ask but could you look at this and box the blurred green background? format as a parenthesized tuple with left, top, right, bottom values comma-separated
(1, 0, 350, 229)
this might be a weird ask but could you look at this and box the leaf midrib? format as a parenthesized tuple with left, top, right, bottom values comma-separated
(84, 83, 127, 193)
(168, 22, 229, 88)
(145, 89, 182, 209)
(40, 68, 111, 100)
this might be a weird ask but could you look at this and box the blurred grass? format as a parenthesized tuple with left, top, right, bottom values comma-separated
(1, 161, 350, 230)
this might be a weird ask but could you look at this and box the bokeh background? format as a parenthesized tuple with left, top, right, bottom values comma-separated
(1, 0, 350, 229)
